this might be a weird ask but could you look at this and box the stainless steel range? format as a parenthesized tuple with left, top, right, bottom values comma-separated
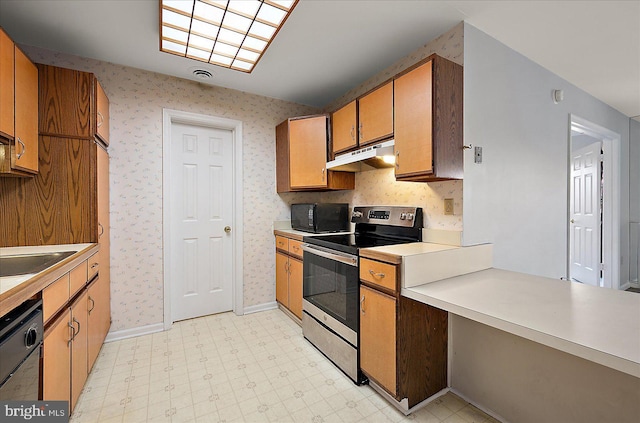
(301, 206, 423, 384)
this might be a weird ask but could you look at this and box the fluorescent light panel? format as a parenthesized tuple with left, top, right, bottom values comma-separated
(160, 0, 298, 72)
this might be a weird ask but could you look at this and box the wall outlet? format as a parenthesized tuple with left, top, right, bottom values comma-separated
(444, 198, 454, 215)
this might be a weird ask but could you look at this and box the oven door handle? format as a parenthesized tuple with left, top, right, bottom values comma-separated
(302, 243, 358, 267)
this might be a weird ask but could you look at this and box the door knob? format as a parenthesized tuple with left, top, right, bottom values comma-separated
(570, 219, 575, 224)
(224, 226, 231, 233)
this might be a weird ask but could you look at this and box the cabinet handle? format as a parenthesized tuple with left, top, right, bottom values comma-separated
(98, 222, 104, 237)
(97, 111, 104, 128)
(292, 245, 300, 252)
(369, 269, 385, 279)
(68, 321, 76, 346)
(321, 168, 325, 182)
(350, 125, 355, 141)
(284, 261, 289, 273)
(88, 296, 96, 314)
(16, 137, 26, 159)
(91, 262, 99, 269)
(395, 150, 400, 169)
(360, 294, 365, 315)
(73, 317, 81, 337)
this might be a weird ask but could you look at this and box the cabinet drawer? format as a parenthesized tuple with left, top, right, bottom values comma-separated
(69, 260, 87, 297)
(43, 274, 70, 323)
(88, 252, 100, 281)
(275, 235, 289, 251)
(360, 258, 397, 291)
(289, 239, 303, 259)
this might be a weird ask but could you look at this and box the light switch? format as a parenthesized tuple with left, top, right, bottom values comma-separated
(474, 146, 483, 164)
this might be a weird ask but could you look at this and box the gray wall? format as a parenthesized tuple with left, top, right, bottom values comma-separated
(462, 23, 631, 283)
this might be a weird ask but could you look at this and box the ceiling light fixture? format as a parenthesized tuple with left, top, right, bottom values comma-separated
(160, 0, 298, 73)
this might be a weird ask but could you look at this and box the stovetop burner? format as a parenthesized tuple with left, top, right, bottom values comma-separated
(303, 206, 423, 255)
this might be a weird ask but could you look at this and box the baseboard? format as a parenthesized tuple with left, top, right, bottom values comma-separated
(449, 387, 508, 423)
(104, 322, 164, 343)
(243, 301, 278, 315)
(620, 282, 632, 291)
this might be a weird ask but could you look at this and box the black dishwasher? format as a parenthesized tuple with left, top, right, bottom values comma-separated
(0, 299, 43, 401)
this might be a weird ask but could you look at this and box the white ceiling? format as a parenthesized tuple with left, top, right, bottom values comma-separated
(0, 1, 638, 118)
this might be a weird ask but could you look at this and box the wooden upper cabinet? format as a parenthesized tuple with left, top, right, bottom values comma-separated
(276, 115, 354, 192)
(0, 28, 14, 142)
(290, 115, 328, 189)
(38, 64, 109, 147)
(358, 81, 393, 146)
(95, 80, 110, 146)
(394, 55, 463, 181)
(12, 47, 38, 173)
(331, 100, 357, 155)
(0, 28, 38, 176)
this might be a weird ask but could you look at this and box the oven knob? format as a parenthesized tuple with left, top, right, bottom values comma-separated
(400, 213, 406, 220)
(407, 213, 414, 221)
(352, 211, 363, 218)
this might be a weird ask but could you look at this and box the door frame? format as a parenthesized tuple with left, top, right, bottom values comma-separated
(162, 108, 244, 330)
(568, 115, 620, 289)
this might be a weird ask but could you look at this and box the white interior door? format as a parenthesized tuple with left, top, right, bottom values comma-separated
(170, 122, 233, 321)
(570, 142, 602, 286)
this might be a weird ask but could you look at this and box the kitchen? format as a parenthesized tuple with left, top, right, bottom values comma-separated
(1, 1, 639, 422)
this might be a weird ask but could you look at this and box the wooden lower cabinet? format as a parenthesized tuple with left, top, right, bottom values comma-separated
(275, 234, 304, 320)
(70, 290, 88, 411)
(359, 257, 448, 409)
(360, 285, 396, 393)
(42, 258, 110, 413)
(87, 275, 111, 371)
(42, 309, 71, 404)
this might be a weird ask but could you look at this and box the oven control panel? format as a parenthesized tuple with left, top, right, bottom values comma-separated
(351, 206, 423, 228)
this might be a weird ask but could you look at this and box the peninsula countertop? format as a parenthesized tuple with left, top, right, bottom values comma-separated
(402, 268, 640, 378)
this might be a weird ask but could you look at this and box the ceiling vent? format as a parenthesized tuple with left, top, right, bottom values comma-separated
(192, 69, 213, 80)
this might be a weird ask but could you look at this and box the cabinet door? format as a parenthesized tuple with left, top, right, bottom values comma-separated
(87, 275, 110, 372)
(95, 80, 109, 146)
(288, 257, 303, 319)
(275, 252, 289, 306)
(289, 116, 328, 189)
(358, 81, 393, 146)
(332, 100, 357, 154)
(0, 28, 14, 140)
(394, 61, 433, 178)
(360, 285, 397, 395)
(97, 146, 110, 292)
(13, 47, 38, 173)
(43, 309, 71, 403)
(70, 290, 88, 412)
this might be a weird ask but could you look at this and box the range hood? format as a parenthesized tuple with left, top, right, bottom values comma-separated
(326, 139, 395, 172)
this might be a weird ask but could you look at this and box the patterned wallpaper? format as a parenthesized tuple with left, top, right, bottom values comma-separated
(19, 21, 463, 332)
(22, 46, 318, 332)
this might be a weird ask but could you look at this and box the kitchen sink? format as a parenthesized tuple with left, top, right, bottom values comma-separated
(0, 251, 76, 278)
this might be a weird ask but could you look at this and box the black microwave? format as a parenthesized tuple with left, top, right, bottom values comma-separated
(291, 203, 349, 233)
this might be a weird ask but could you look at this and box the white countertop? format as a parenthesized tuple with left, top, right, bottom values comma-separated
(402, 268, 640, 377)
(0, 244, 94, 296)
(362, 242, 458, 256)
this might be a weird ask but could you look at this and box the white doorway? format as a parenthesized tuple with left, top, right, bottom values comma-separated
(163, 109, 244, 328)
(569, 141, 602, 286)
(569, 115, 621, 289)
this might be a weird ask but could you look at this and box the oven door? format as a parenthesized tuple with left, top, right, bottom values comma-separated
(302, 243, 359, 333)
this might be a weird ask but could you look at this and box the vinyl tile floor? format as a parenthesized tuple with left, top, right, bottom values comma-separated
(71, 309, 498, 423)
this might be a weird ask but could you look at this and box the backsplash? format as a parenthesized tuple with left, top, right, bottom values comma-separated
(321, 169, 463, 230)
